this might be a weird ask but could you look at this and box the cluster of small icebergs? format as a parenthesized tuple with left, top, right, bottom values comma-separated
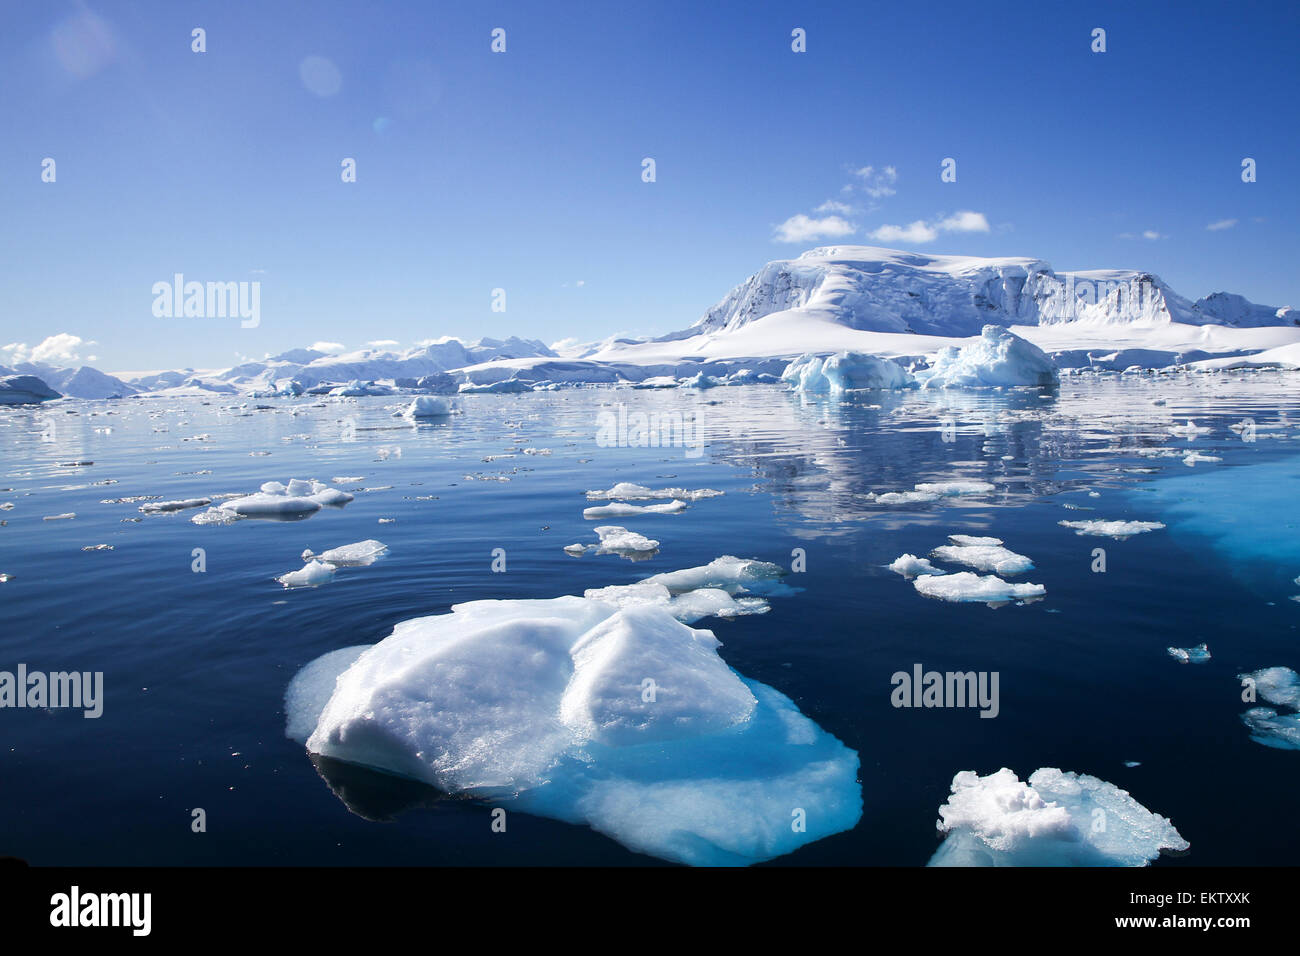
(286, 555, 858, 866)
(889, 534, 1044, 606)
(192, 478, 355, 524)
(277, 540, 388, 589)
(929, 767, 1188, 866)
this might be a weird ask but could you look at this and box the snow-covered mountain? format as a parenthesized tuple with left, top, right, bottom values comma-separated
(671, 246, 1298, 341)
(13, 247, 1299, 401)
(0, 362, 136, 399)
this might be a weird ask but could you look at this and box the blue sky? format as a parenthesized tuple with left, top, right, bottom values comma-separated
(1, 0, 1296, 372)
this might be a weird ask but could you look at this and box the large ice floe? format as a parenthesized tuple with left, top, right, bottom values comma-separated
(206, 479, 355, 520)
(928, 767, 1188, 866)
(286, 557, 861, 865)
(781, 351, 914, 393)
(1239, 666, 1300, 750)
(930, 535, 1034, 575)
(915, 326, 1058, 389)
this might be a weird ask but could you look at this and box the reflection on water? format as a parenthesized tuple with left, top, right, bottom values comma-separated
(1, 371, 1299, 865)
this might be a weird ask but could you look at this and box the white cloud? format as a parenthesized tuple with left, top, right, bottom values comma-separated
(868, 210, 991, 245)
(773, 213, 857, 243)
(814, 199, 854, 215)
(937, 210, 990, 233)
(1119, 230, 1165, 241)
(1206, 219, 1238, 231)
(868, 220, 938, 244)
(309, 341, 346, 354)
(366, 339, 399, 349)
(2, 332, 94, 366)
(850, 165, 898, 198)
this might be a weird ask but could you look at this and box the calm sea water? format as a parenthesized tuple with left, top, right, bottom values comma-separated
(1, 375, 1298, 866)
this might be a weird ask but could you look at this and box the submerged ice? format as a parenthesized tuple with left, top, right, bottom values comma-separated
(286, 559, 859, 865)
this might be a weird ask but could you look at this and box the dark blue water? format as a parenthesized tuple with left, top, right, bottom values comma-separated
(1, 377, 1298, 865)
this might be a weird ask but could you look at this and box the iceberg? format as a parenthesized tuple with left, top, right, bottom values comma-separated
(928, 767, 1188, 866)
(286, 572, 861, 866)
(916, 326, 1058, 389)
(403, 396, 452, 419)
(781, 351, 914, 393)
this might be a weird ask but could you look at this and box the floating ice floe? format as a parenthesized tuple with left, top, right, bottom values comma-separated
(1168, 419, 1212, 438)
(43, 513, 75, 521)
(302, 539, 388, 567)
(930, 536, 1033, 575)
(782, 351, 915, 393)
(1168, 643, 1211, 663)
(928, 767, 1188, 866)
(912, 571, 1045, 604)
(219, 479, 354, 518)
(915, 326, 1058, 389)
(1058, 519, 1165, 539)
(1238, 667, 1300, 750)
(585, 482, 723, 502)
(286, 562, 859, 866)
(583, 556, 793, 622)
(139, 497, 212, 514)
(565, 526, 660, 559)
(888, 554, 946, 578)
(277, 559, 337, 589)
(403, 396, 452, 419)
(583, 500, 688, 519)
(869, 479, 995, 505)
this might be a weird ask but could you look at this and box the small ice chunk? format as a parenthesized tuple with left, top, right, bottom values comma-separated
(1058, 519, 1165, 539)
(139, 497, 212, 514)
(585, 482, 723, 502)
(43, 513, 75, 521)
(1240, 708, 1300, 750)
(1167, 643, 1211, 663)
(277, 559, 337, 589)
(912, 571, 1045, 603)
(191, 507, 241, 526)
(947, 534, 1003, 547)
(304, 539, 388, 567)
(591, 525, 659, 555)
(1168, 419, 1211, 438)
(583, 500, 687, 519)
(888, 554, 946, 578)
(1182, 451, 1221, 466)
(871, 490, 941, 505)
(929, 767, 1188, 866)
(914, 480, 996, 496)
